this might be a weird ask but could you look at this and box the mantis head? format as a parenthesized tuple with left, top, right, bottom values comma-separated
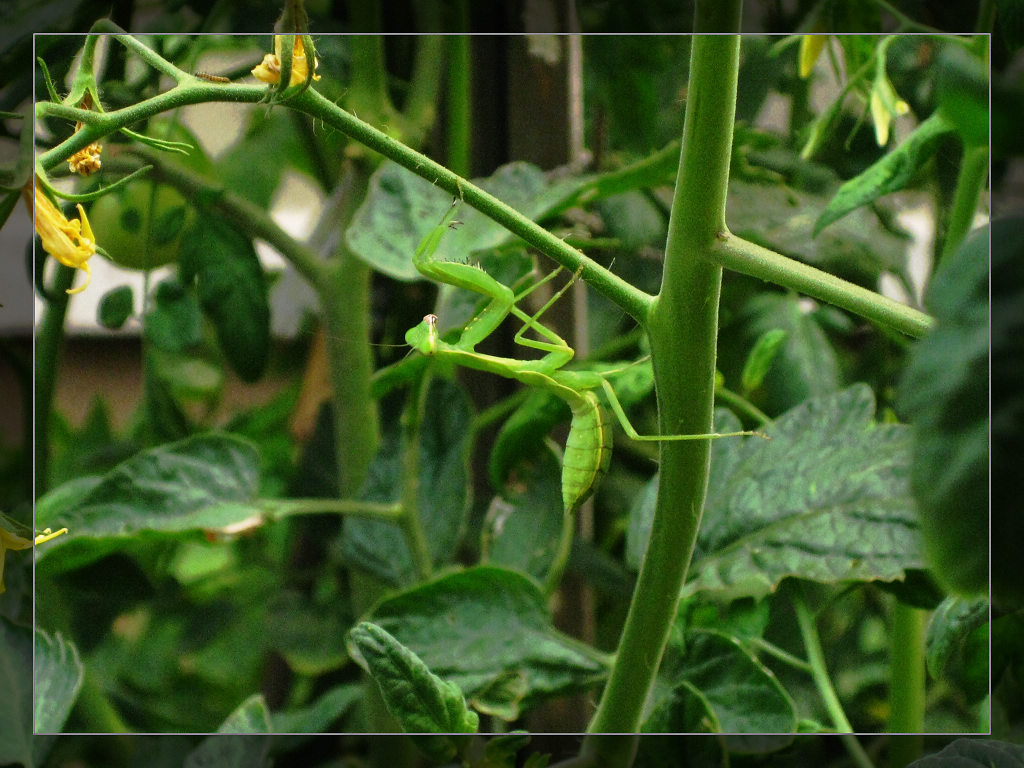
(405, 314, 440, 355)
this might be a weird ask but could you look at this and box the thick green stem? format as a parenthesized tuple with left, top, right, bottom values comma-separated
(446, 34, 472, 177)
(887, 602, 927, 767)
(34, 264, 76, 494)
(938, 144, 988, 267)
(585, 19, 740, 740)
(398, 370, 435, 582)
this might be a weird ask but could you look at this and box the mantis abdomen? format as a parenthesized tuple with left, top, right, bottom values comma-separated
(562, 390, 614, 514)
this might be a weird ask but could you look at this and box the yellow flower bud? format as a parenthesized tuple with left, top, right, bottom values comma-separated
(799, 34, 828, 79)
(252, 35, 321, 87)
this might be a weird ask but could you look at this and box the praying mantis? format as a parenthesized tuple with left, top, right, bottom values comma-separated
(405, 200, 764, 515)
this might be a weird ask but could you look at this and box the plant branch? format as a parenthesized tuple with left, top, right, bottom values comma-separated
(887, 602, 926, 767)
(713, 233, 933, 338)
(938, 143, 988, 266)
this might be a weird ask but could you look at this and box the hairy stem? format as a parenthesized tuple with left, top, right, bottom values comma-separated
(585, 12, 741, 740)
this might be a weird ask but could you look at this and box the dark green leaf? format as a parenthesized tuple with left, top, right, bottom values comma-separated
(0, 617, 32, 767)
(266, 589, 352, 675)
(215, 694, 272, 733)
(645, 629, 796, 745)
(899, 226, 988, 597)
(33, 628, 82, 734)
(342, 378, 472, 585)
(935, 45, 988, 147)
(35, 433, 262, 570)
(926, 596, 989, 702)
(364, 566, 608, 720)
(632, 385, 922, 602)
(482, 445, 565, 583)
(814, 113, 955, 234)
(97, 285, 135, 330)
(479, 733, 538, 768)
(179, 218, 270, 382)
(488, 390, 570, 493)
(145, 278, 202, 353)
(348, 622, 478, 761)
(907, 738, 1024, 768)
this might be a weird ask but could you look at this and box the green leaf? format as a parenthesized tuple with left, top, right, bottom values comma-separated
(899, 225, 989, 597)
(348, 622, 478, 762)
(97, 285, 135, 330)
(907, 738, 1024, 768)
(342, 378, 472, 585)
(266, 589, 352, 675)
(179, 218, 270, 382)
(646, 385, 922, 601)
(935, 45, 988, 147)
(347, 160, 590, 282)
(183, 734, 271, 768)
(741, 328, 789, 393)
(35, 433, 262, 570)
(269, 684, 361, 734)
(0, 617, 32, 767)
(215, 693, 272, 733)
(644, 629, 797, 744)
(364, 566, 608, 720)
(482, 444, 565, 583)
(33, 628, 83, 734)
(814, 113, 956, 234)
(926, 596, 989, 702)
(488, 391, 569, 494)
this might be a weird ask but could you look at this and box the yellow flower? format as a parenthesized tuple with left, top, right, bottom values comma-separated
(798, 34, 828, 79)
(252, 35, 321, 87)
(0, 523, 66, 594)
(26, 180, 96, 294)
(869, 76, 909, 146)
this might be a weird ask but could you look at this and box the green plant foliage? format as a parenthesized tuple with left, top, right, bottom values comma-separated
(363, 566, 609, 720)
(740, 328, 788, 393)
(183, 733, 271, 768)
(348, 621, 478, 761)
(35, 433, 262, 571)
(268, 684, 361, 733)
(925, 596, 989, 703)
(907, 738, 1024, 768)
(814, 113, 955, 234)
(33, 628, 83, 734)
(97, 285, 134, 329)
(644, 628, 797, 740)
(0, 617, 32, 767)
(899, 226, 988, 598)
(179, 217, 271, 382)
(629, 385, 920, 601)
(341, 378, 472, 585)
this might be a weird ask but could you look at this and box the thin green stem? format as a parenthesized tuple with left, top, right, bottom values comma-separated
(399, 370, 436, 582)
(262, 498, 403, 521)
(938, 143, 988, 267)
(290, 88, 652, 322)
(542, 498, 576, 596)
(715, 385, 772, 425)
(34, 264, 76, 494)
(446, 34, 472, 177)
(585, 14, 741, 740)
(401, 31, 446, 148)
(748, 636, 814, 674)
(714, 234, 932, 338)
(793, 587, 876, 768)
(887, 602, 927, 767)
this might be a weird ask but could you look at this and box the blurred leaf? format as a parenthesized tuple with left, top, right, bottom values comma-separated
(926, 595, 989, 702)
(179, 217, 270, 382)
(907, 738, 1024, 768)
(997, 0, 1024, 52)
(183, 733, 271, 768)
(348, 622, 478, 762)
(731, 293, 841, 414)
(478, 733, 542, 768)
(814, 113, 955, 234)
(0, 616, 32, 767)
(145, 278, 202, 353)
(644, 629, 797, 744)
(97, 285, 135, 330)
(266, 589, 351, 675)
(33, 628, 83, 734)
(482, 444, 564, 583)
(935, 45, 988, 147)
(342, 378, 472, 585)
(269, 684, 361, 734)
(899, 226, 988, 597)
(364, 566, 608, 720)
(741, 328, 788, 393)
(488, 391, 569, 493)
(35, 433, 262, 570)
(630, 385, 920, 601)
(594, 190, 666, 248)
(215, 694, 272, 733)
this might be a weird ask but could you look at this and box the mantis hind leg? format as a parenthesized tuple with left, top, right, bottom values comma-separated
(598, 378, 768, 441)
(507, 264, 585, 361)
